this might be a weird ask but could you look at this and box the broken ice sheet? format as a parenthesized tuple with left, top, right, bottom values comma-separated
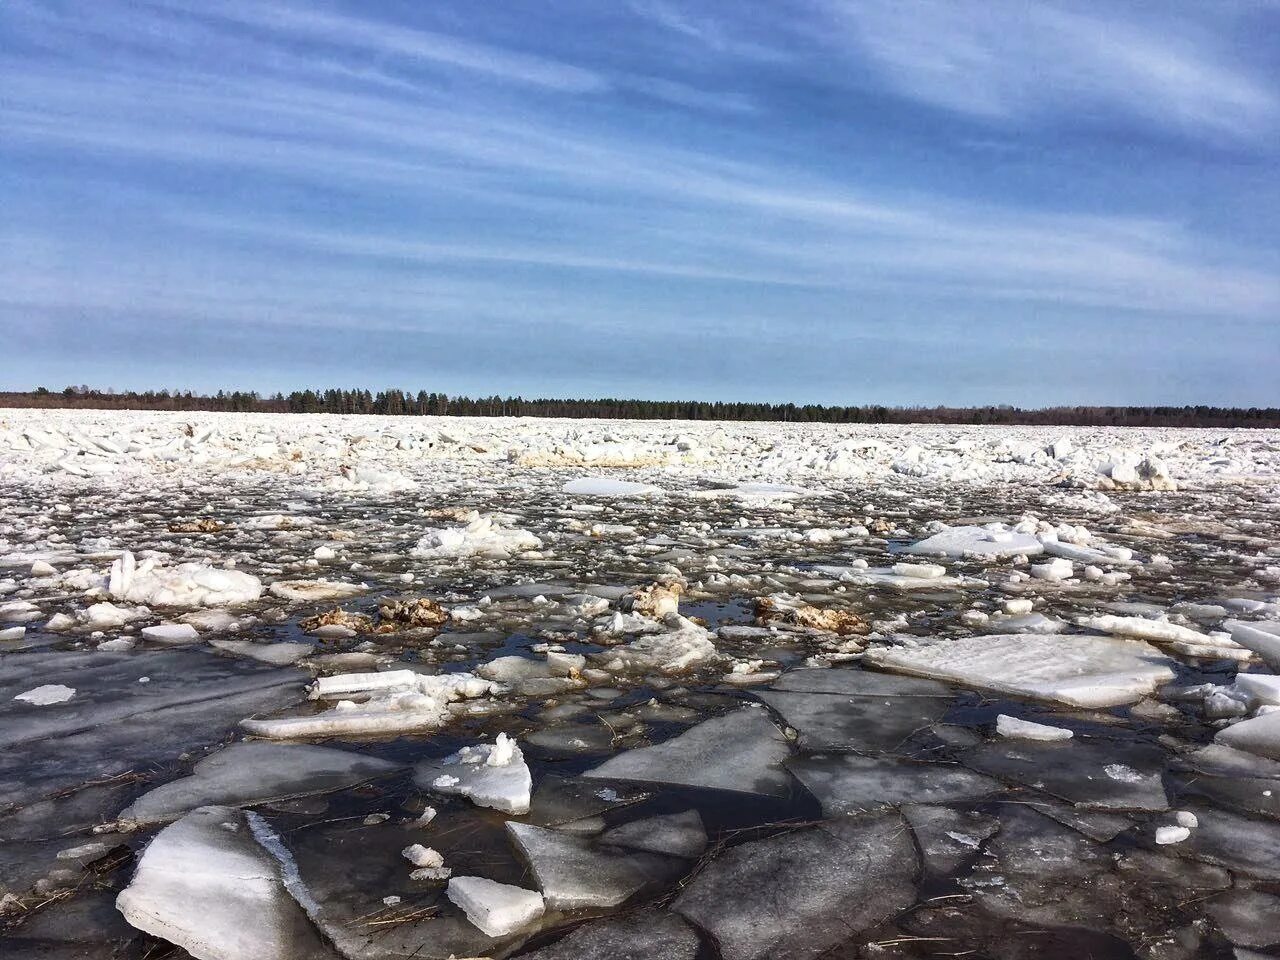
(673, 811, 918, 960)
(901, 803, 999, 877)
(961, 737, 1169, 811)
(755, 666, 953, 753)
(788, 753, 1001, 816)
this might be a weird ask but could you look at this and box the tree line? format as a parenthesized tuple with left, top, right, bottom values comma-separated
(2, 385, 1278, 428)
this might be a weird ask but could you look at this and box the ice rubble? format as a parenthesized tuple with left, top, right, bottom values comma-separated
(267, 580, 368, 602)
(863, 633, 1176, 707)
(596, 615, 719, 674)
(108, 551, 263, 608)
(240, 670, 498, 739)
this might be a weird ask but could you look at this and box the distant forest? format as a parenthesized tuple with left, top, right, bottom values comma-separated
(3, 386, 1278, 428)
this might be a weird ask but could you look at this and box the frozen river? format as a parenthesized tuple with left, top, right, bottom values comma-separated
(2, 410, 1280, 959)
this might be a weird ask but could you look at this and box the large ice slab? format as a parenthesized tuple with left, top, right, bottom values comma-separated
(562, 477, 659, 497)
(517, 909, 700, 960)
(757, 667, 953, 753)
(673, 812, 917, 960)
(115, 805, 338, 960)
(962, 738, 1169, 811)
(599, 810, 707, 859)
(0, 650, 304, 811)
(863, 634, 1175, 707)
(119, 742, 400, 825)
(583, 706, 793, 797)
(902, 525, 1043, 559)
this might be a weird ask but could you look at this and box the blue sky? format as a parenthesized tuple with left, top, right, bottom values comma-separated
(2, 0, 1278, 406)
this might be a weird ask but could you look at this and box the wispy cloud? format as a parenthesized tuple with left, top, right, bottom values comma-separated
(816, 0, 1276, 138)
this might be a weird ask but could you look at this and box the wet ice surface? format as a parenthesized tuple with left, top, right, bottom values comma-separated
(2, 412, 1280, 959)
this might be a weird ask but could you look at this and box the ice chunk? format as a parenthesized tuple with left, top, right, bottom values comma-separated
(402, 844, 450, 880)
(414, 736, 532, 814)
(209, 639, 314, 665)
(995, 714, 1073, 741)
(445, 875, 544, 938)
(673, 812, 917, 960)
(584, 707, 792, 797)
(1233, 673, 1280, 708)
(1079, 614, 1249, 660)
(561, 478, 659, 497)
(242, 671, 496, 739)
(118, 742, 400, 825)
(267, 580, 368, 603)
(788, 753, 1000, 816)
(1216, 711, 1280, 761)
(903, 525, 1044, 559)
(141, 623, 201, 645)
(14, 684, 76, 705)
(1155, 825, 1190, 844)
(506, 821, 683, 910)
(863, 633, 1175, 708)
(115, 805, 338, 960)
(1226, 619, 1280, 669)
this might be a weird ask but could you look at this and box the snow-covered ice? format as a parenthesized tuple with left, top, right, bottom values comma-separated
(5, 409, 1280, 958)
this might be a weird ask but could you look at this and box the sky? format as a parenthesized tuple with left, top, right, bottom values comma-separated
(2, 0, 1279, 407)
